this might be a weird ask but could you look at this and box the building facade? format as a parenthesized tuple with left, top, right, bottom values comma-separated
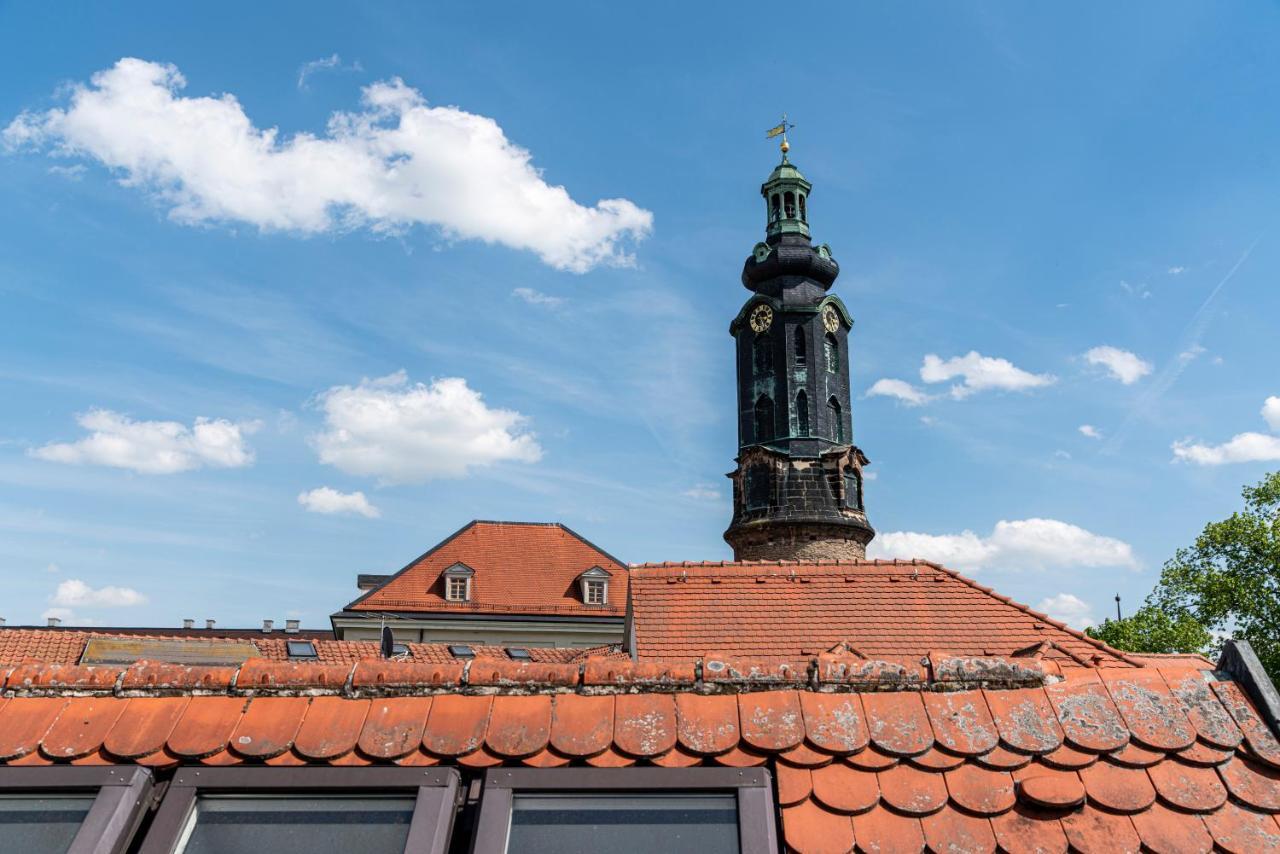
(724, 140, 875, 561)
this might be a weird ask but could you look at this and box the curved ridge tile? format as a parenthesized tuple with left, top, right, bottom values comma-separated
(674, 694, 737, 756)
(920, 808, 995, 854)
(990, 805, 1068, 854)
(1128, 801, 1212, 854)
(810, 761, 878, 815)
(550, 694, 612, 758)
(1101, 673, 1195, 752)
(614, 694, 676, 758)
(293, 697, 368, 760)
(1078, 759, 1156, 813)
(800, 693, 867, 755)
(167, 696, 245, 759)
(738, 691, 803, 753)
(877, 762, 947, 816)
(1218, 755, 1280, 812)
(1203, 799, 1280, 853)
(1167, 671, 1243, 750)
(103, 698, 188, 760)
(1059, 804, 1141, 854)
(1213, 680, 1280, 768)
(423, 695, 491, 757)
(41, 697, 126, 760)
(851, 804, 923, 854)
(781, 797, 854, 854)
(984, 688, 1063, 754)
(1146, 758, 1227, 812)
(776, 763, 813, 807)
(922, 691, 997, 756)
(1044, 679, 1128, 753)
(944, 763, 1015, 816)
(861, 692, 933, 758)
(485, 696, 551, 758)
(228, 697, 308, 759)
(359, 698, 431, 760)
(0, 698, 68, 760)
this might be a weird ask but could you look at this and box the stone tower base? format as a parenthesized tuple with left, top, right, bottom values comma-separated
(726, 521, 872, 562)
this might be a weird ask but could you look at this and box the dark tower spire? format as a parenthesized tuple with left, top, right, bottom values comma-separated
(724, 138, 874, 561)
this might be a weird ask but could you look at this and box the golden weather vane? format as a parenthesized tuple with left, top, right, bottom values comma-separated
(765, 113, 795, 156)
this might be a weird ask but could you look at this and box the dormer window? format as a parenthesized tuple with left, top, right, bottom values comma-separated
(577, 567, 611, 606)
(442, 562, 474, 602)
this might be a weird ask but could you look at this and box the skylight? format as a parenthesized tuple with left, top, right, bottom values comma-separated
(448, 644, 475, 659)
(286, 640, 318, 660)
(506, 648, 532, 661)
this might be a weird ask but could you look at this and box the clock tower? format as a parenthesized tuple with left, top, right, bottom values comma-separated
(724, 139, 875, 561)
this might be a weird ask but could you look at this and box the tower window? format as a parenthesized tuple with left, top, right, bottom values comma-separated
(796, 390, 809, 437)
(824, 333, 839, 373)
(844, 471, 862, 510)
(754, 395, 774, 443)
(753, 335, 773, 376)
(770, 194, 781, 222)
(745, 467, 770, 509)
(799, 194, 807, 222)
(784, 191, 796, 219)
(794, 326, 807, 367)
(829, 397, 844, 444)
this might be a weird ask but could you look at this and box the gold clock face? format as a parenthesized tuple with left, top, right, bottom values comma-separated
(749, 304, 773, 333)
(822, 305, 840, 333)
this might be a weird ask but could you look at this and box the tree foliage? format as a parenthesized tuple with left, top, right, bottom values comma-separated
(1087, 471, 1280, 678)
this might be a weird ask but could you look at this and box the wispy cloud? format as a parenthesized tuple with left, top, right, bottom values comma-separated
(681, 484, 722, 501)
(512, 287, 564, 307)
(1167, 266, 1187, 275)
(296, 53, 362, 90)
(1078, 424, 1102, 439)
(1035, 593, 1095, 628)
(5, 58, 652, 272)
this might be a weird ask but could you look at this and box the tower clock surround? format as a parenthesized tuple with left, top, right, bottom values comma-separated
(723, 143, 875, 561)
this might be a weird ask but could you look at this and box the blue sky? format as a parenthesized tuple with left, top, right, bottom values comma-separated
(3, 2, 1279, 631)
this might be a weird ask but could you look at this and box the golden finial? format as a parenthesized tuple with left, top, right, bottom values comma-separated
(780, 138, 790, 154)
(766, 114, 795, 161)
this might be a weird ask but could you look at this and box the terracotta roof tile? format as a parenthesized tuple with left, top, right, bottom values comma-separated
(2, 660, 1280, 853)
(347, 521, 627, 617)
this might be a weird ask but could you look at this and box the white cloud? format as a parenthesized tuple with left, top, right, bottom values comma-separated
(297, 53, 362, 89)
(512, 287, 564, 307)
(1173, 433, 1280, 466)
(865, 378, 931, 406)
(40, 607, 99, 626)
(298, 486, 381, 518)
(1120, 280, 1151, 298)
(1083, 346, 1153, 385)
(1053, 450, 1072, 460)
(869, 517, 1137, 572)
(46, 562, 60, 574)
(47, 163, 85, 180)
(312, 371, 542, 483)
(919, 351, 1055, 399)
(1168, 266, 1186, 275)
(1035, 593, 1095, 629)
(1263, 396, 1280, 432)
(5, 58, 652, 273)
(1078, 424, 1101, 439)
(50, 578, 147, 608)
(1178, 344, 1206, 364)
(31, 409, 258, 474)
(681, 484, 722, 501)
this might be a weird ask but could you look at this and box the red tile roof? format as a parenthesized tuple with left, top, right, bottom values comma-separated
(346, 520, 628, 617)
(627, 560, 1141, 667)
(2, 657, 1278, 852)
(0, 628, 620, 666)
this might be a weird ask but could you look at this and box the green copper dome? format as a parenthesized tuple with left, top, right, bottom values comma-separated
(760, 152, 813, 240)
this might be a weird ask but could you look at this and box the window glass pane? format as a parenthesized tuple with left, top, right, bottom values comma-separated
(178, 795, 416, 854)
(0, 795, 96, 854)
(509, 793, 739, 854)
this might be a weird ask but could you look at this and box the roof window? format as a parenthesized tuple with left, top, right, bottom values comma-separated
(285, 640, 318, 660)
(506, 648, 532, 661)
(442, 563, 474, 602)
(448, 644, 475, 660)
(576, 566, 612, 606)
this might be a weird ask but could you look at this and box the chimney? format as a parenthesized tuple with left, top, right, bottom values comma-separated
(182, 618, 195, 630)
(262, 619, 274, 633)
(205, 619, 216, 630)
(285, 619, 300, 634)
(47, 616, 62, 627)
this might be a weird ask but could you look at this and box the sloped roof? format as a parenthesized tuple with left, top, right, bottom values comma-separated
(1, 655, 1278, 852)
(346, 521, 628, 617)
(0, 628, 619, 666)
(627, 560, 1140, 668)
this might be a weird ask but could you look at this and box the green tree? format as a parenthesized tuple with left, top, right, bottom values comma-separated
(1087, 470, 1280, 678)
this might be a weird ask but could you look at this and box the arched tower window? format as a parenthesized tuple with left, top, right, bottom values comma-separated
(754, 395, 774, 443)
(828, 397, 843, 443)
(793, 326, 807, 367)
(753, 335, 773, 376)
(796, 390, 809, 437)
(770, 194, 781, 222)
(844, 470, 862, 510)
(824, 333, 839, 373)
(798, 194, 807, 222)
(784, 191, 796, 219)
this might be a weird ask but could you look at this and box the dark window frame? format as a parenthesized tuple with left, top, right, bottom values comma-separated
(138, 766, 460, 854)
(0, 766, 154, 854)
(471, 767, 777, 854)
(285, 639, 319, 660)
